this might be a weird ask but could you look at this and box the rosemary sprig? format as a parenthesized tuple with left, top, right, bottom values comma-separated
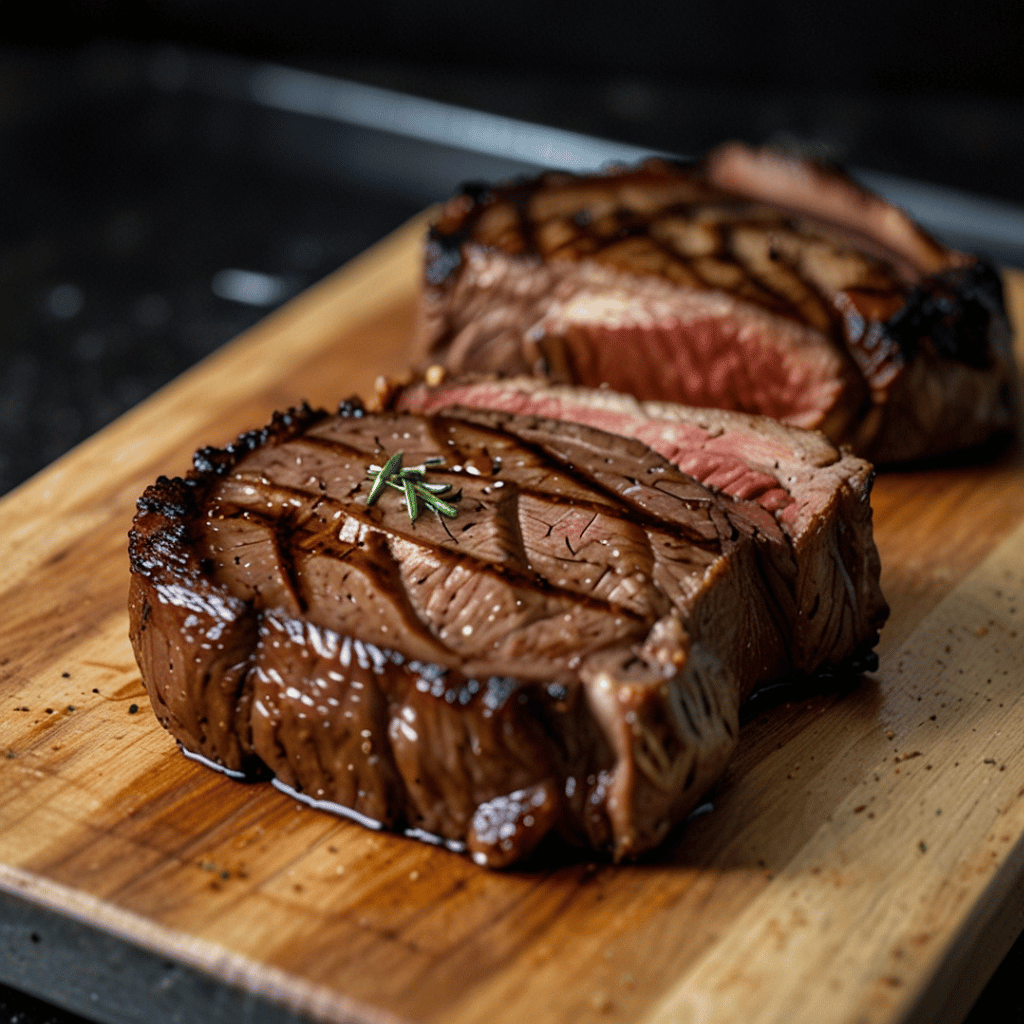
(366, 450, 404, 505)
(366, 451, 461, 522)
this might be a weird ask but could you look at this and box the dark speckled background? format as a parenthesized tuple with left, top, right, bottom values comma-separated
(3, 5, 1024, 1019)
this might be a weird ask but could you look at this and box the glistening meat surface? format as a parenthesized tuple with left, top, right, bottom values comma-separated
(129, 401, 886, 866)
(390, 377, 888, 678)
(414, 145, 1014, 463)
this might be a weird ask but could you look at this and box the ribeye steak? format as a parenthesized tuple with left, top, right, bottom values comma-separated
(129, 400, 886, 866)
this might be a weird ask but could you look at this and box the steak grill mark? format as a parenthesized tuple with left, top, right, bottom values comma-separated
(428, 172, 899, 335)
(416, 146, 1014, 463)
(129, 402, 886, 866)
(206, 481, 657, 628)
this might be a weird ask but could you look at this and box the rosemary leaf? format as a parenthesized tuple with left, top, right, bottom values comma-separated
(380, 450, 404, 479)
(366, 472, 389, 506)
(366, 450, 404, 505)
(427, 496, 460, 518)
(403, 476, 420, 520)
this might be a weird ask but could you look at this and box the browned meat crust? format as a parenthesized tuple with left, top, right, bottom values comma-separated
(414, 144, 1015, 464)
(129, 400, 885, 867)
(390, 377, 888, 679)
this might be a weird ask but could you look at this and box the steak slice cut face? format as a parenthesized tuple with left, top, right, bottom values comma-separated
(390, 377, 888, 681)
(414, 144, 1015, 464)
(129, 400, 885, 866)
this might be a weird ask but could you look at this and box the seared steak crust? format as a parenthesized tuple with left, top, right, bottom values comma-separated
(391, 377, 888, 679)
(129, 401, 883, 865)
(415, 144, 1014, 463)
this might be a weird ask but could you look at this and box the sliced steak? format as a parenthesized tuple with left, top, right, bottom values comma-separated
(128, 401, 883, 866)
(414, 144, 1014, 464)
(390, 376, 887, 679)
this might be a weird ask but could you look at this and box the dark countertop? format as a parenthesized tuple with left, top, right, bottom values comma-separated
(2, 41, 1024, 1024)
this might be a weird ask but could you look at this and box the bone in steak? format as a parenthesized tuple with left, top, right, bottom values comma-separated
(414, 143, 1014, 464)
(129, 400, 885, 866)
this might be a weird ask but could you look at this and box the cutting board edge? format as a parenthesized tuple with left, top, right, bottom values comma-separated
(897, 831, 1024, 1024)
(0, 864, 409, 1024)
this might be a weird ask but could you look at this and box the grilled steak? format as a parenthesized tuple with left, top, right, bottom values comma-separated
(389, 377, 888, 678)
(414, 143, 1014, 464)
(128, 400, 884, 866)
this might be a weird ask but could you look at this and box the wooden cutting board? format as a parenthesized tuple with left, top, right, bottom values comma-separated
(2, 213, 1024, 1024)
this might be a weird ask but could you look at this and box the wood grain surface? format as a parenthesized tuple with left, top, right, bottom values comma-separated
(1, 213, 1023, 1024)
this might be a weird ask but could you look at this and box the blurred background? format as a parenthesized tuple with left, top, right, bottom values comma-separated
(2, 1, 1024, 1021)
